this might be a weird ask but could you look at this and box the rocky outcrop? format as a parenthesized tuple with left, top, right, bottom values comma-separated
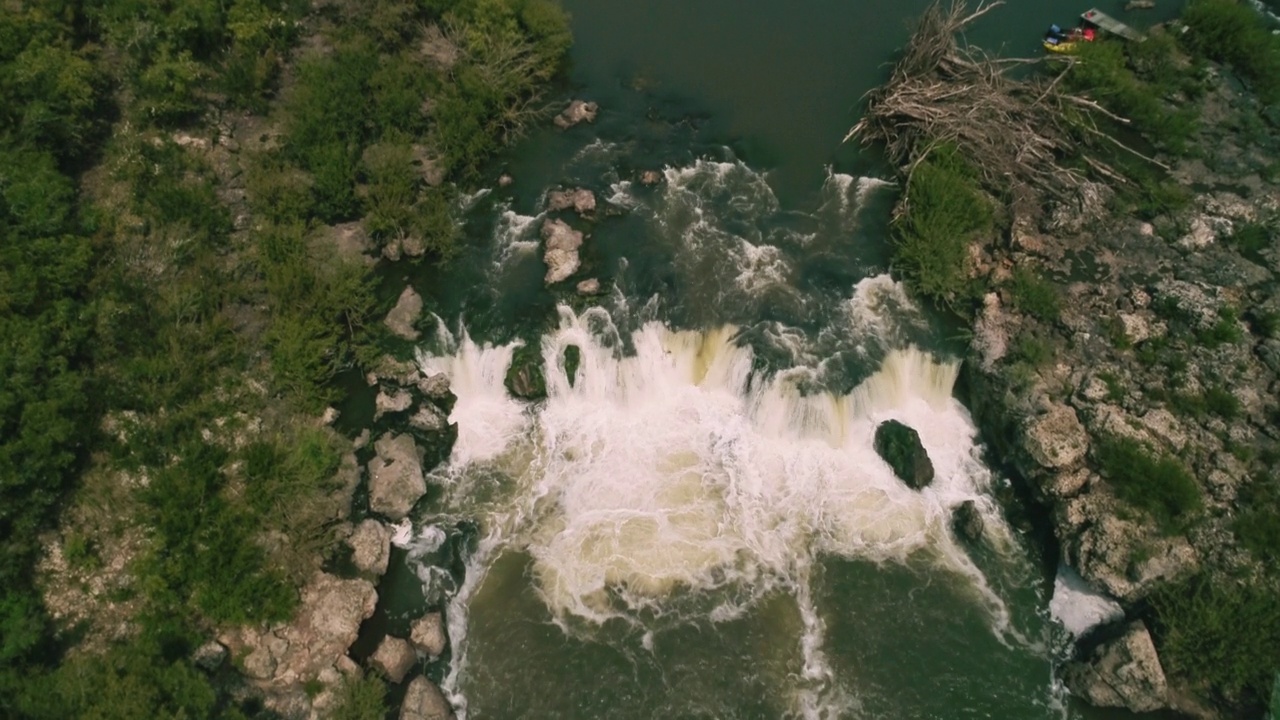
(951, 501, 984, 543)
(193, 640, 228, 671)
(368, 433, 427, 520)
(348, 519, 393, 576)
(370, 635, 416, 683)
(401, 676, 456, 720)
(547, 188, 596, 215)
(1065, 621, 1169, 713)
(554, 100, 598, 129)
(873, 420, 934, 489)
(385, 287, 423, 340)
(221, 572, 376, 689)
(375, 388, 414, 419)
(1023, 403, 1089, 471)
(541, 219, 584, 284)
(576, 278, 601, 295)
(410, 612, 447, 658)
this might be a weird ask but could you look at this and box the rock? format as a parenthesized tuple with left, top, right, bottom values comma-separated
(1046, 182, 1113, 233)
(370, 636, 417, 684)
(505, 344, 547, 400)
(402, 235, 426, 257)
(873, 420, 934, 490)
(951, 501, 985, 543)
(576, 278, 602, 295)
(547, 188, 597, 215)
(417, 373, 452, 400)
(972, 292, 1011, 370)
(383, 237, 403, 262)
(1023, 404, 1089, 470)
(409, 403, 447, 432)
(410, 612, 447, 657)
(1178, 215, 1232, 250)
(368, 433, 427, 520)
(320, 406, 340, 426)
(401, 676, 456, 720)
(385, 287, 423, 341)
(640, 170, 662, 185)
(375, 389, 414, 420)
(541, 219, 584, 284)
(1125, 0, 1155, 9)
(1117, 312, 1165, 344)
(348, 520, 393, 576)
(353, 429, 371, 451)
(1066, 505, 1198, 602)
(498, 173, 514, 187)
(192, 640, 228, 672)
(314, 222, 375, 266)
(554, 100, 599, 129)
(410, 145, 445, 188)
(1065, 621, 1168, 713)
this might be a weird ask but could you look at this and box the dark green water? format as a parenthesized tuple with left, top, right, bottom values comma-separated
(395, 3, 1188, 718)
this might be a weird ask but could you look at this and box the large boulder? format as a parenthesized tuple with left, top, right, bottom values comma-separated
(1064, 621, 1168, 713)
(541, 219, 584, 284)
(1023, 403, 1089, 470)
(368, 433, 427, 520)
(874, 420, 934, 490)
(547, 188, 596, 215)
(348, 519, 393, 576)
(375, 388, 414, 420)
(554, 99, 598, 129)
(410, 612, 447, 658)
(370, 635, 416, 684)
(401, 676, 456, 720)
(385, 287, 423, 341)
(951, 501, 984, 543)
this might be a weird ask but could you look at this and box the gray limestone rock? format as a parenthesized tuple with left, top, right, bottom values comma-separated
(401, 676, 456, 720)
(410, 612, 447, 658)
(371, 635, 416, 684)
(348, 519, 393, 577)
(1065, 621, 1168, 713)
(368, 433, 426, 520)
(542, 219, 584, 285)
(385, 287, 423, 340)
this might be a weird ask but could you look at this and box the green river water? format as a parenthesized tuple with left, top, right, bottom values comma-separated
(384, 2, 1194, 718)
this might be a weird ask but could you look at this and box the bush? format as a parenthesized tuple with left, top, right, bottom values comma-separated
(1181, 0, 1280, 103)
(1153, 573, 1280, 702)
(1007, 267, 1060, 322)
(1197, 306, 1244, 348)
(892, 151, 992, 305)
(1096, 436, 1201, 532)
(330, 675, 387, 720)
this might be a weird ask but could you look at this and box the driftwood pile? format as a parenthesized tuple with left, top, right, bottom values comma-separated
(846, 1, 1158, 205)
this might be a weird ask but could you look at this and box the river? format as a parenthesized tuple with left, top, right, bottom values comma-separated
(385, 2, 1188, 718)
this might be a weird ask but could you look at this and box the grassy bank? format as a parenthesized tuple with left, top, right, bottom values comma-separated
(1, 0, 570, 716)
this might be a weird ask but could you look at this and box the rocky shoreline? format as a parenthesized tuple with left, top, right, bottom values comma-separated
(956, 64, 1279, 719)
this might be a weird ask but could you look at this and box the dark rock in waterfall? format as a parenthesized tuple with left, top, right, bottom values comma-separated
(952, 500, 985, 543)
(874, 420, 934, 490)
(505, 343, 547, 400)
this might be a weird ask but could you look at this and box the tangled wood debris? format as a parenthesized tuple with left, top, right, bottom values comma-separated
(846, 0, 1162, 204)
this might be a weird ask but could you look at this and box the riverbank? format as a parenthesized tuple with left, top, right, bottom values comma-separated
(854, 1, 1280, 716)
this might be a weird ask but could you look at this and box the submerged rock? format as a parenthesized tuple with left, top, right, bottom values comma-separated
(951, 501, 984, 543)
(401, 676, 455, 720)
(368, 433, 427, 520)
(547, 188, 597, 215)
(541, 219, 584, 284)
(576, 278, 602, 295)
(385, 287, 423, 340)
(873, 420, 934, 489)
(1064, 621, 1168, 713)
(554, 99, 598, 129)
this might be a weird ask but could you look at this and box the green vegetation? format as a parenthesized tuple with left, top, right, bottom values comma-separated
(1181, 0, 1280, 104)
(330, 674, 389, 720)
(1153, 573, 1280, 704)
(1235, 475, 1280, 569)
(1197, 306, 1245, 348)
(1095, 436, 1201, 533)
(1, 0, 570, 715)
(1006, 267, 1060, 323)
(1098, 371, 1125, 402)
(1229, 222, 1272, 264)
(891, 147, 992, 306)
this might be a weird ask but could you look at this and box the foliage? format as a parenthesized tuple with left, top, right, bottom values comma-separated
(892, 150, 992, 306)
(329, 674, 389, 720)
(1235, 475, 1280, 569)
(1229, 222, 1272, 263)
(1006, 267, 1060, 323)
(1153, 573, 1280, 703)
(1181, 0, 1280, 104)
(1095, 436, 1201, 533)
(1197, 306, 1245, 348)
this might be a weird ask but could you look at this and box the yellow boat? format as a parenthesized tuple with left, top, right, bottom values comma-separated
(1043, 39, 1078, 53)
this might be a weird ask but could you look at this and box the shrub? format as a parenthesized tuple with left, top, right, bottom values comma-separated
(892, 152, 992, 306)
(1229, 222, 1271, 263)
(1181, 0, 1280, 103)
(1204, 386, 1241, 419)
(330, 675, 387, 720)
(1153, 573, 1280, 702)
(1007, 267, 1060, 322)
(1096, 436, 1201, 532)
(1197, 306, 1244, 348)
(1013, 334, 1054, 367)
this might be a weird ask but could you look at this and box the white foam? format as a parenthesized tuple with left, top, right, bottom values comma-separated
(844, 274, 926, 353)
(1049, 564, 1124, 639)
(492, 205, 542, 262)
